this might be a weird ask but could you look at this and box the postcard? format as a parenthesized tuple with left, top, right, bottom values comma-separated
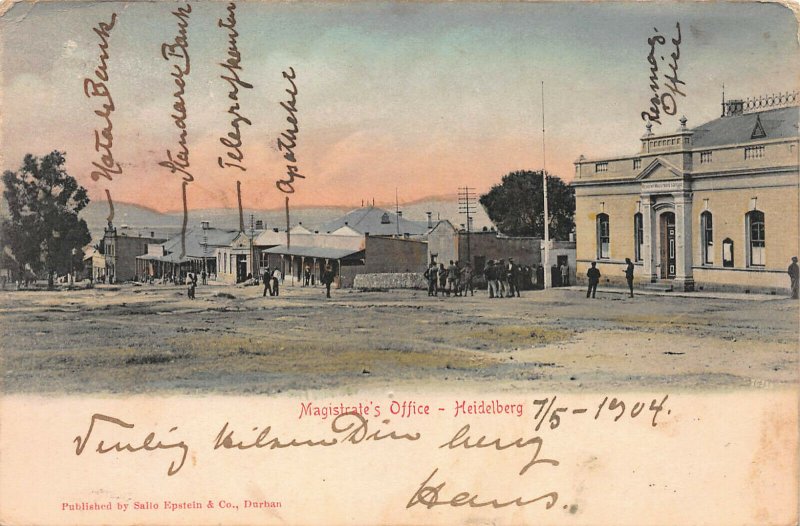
(0, 0, 798, 524)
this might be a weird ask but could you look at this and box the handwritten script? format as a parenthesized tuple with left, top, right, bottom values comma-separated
(217, 2, 252, 172)
(276, 67, 303, 194)
(158, 4, 194, 184)
(72, 395, 671, 513)
(84, 13, 121, 184)
(641, 22, 684, 125)
(158, 4, 193, 258)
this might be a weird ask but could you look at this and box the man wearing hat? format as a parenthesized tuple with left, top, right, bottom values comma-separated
(788, 256, 799, 299)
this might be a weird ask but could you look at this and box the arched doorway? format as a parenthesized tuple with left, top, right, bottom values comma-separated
(659, 212, 676, 279)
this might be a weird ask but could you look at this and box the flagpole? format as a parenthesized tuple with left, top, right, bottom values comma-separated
(541, 81, 551, 289)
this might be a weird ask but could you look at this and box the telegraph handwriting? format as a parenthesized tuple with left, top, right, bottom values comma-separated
(217, 1, 253, 172)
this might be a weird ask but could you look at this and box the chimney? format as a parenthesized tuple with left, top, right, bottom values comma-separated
(426, 211, 432, 228)
(723, 99, 744, 117)
(201, 220, 210, 230)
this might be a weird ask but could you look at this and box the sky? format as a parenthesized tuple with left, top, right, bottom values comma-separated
(1, 1, 798, 213)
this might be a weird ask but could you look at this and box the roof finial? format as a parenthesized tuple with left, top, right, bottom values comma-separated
(679, 115, 688, 129)
(721, 83, 726, 117)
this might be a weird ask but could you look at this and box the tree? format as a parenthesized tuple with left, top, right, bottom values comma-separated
(1, 151, 91, 287)
(479, 170, 575, 239)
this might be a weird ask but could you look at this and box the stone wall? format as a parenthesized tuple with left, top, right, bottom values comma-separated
(353, 272, 427, 290)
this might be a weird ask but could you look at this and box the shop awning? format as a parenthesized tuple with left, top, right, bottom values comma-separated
(262, 245, 364, 260)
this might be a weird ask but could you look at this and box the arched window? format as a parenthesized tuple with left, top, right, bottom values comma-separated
(722, 238, 734, 268)
(701, 211, 713, 265)
(596, 214, 610, 259)
(747, 210, 765, 266)
(633, 213, 644, 262)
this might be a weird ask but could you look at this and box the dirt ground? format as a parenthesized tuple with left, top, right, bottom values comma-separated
(0, 282, 797, 394)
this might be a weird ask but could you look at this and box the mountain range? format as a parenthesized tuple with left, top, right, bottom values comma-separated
(80, 197, 495, 241)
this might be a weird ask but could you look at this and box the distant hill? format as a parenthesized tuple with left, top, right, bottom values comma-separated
(81, 201, 183, 241)
(81, 196, 496, 242)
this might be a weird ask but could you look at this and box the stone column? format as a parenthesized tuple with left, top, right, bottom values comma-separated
(641, 195, 657, 282)
(673, 192, 695, 291)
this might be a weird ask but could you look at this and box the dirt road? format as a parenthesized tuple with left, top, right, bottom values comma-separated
(1, 283, 796, 394)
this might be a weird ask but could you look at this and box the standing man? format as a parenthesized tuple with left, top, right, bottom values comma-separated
(304, 264, 311, 287)
(424, 262, 438, 296)
(461, 262, 474, 297)
(789, 256, 799, 299)
(262, 267, 271, 297)
(586, 262, 601, 299)
(497, 259, 507, 298)
(201, 269, 207, 285)
(271, 266, 281, 296)
(438, 263, 448, 297)
(484, 260, 495, 298)
(560, 262, 569, 287)
(507, 258, 520, 298)
(321, 263, 336, 298)
(623, 258, 635, 298)
(447, 260, 459, 297)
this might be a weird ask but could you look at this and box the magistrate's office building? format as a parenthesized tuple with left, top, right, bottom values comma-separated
(573, 93, 799, 293)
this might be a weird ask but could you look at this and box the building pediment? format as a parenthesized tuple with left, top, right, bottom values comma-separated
(635, 158, 683, 181)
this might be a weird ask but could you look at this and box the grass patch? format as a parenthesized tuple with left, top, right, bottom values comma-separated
(467, 326, 572, 347)
(167, 335, 494, 375)
(124, 352, 187, 366)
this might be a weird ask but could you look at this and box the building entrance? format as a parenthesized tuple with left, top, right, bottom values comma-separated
(659, 212, 676, 279)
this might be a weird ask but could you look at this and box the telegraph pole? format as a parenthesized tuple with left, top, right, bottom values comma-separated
(541, 81, 551, 289)
(249, 213, 255, 279)
(458, 186, 476, 265)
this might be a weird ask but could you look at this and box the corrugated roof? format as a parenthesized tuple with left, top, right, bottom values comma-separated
(691, 106, 799, 148)
(158, 227, 239, 259)
(317, 207, 429, 236)
(263, 245, 364, 260)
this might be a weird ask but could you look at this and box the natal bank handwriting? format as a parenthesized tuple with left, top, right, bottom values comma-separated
(72, 395, 671, 511)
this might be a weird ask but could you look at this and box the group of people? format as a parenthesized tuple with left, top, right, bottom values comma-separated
(262, 264, 338, 298)
(483, 258, 526, 298)
(262, 267, 283, 297)
(423, 258, 535, 298)
(424, 260, 475, 297)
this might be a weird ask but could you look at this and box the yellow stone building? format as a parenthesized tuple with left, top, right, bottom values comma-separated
(573, 94, 799, 293)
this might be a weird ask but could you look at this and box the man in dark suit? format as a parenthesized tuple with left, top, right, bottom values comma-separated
(624, 258, 635, 298)
(586, 262, 601, 299)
